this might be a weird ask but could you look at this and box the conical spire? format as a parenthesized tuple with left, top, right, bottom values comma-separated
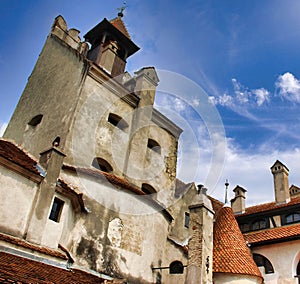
(110, 16, 131, 39)
(213, 206, 262, 279)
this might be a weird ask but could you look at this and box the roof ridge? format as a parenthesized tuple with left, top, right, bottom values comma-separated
(213, 206, 262, 278)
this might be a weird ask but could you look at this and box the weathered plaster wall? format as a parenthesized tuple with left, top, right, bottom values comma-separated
(251, 240, 300, 284)
(4, 34, 87, 158)
(60, 170, 187, 283)
(213, 273, 262, 284)
(65, 74, 134, 177)
(0, 165, 38, 237)
(41, 193, 75, 249)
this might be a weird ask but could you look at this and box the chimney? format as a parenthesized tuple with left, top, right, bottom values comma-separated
(231, 185, 247, 214)
(270, 160, 290, 204)
(185, 184, 214, 284)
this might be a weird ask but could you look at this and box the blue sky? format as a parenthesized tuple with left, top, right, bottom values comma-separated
(1, 0, 300, 205)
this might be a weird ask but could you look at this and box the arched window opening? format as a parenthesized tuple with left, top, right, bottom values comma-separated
(141, 183, 157, 195)
(108, 113, 128, 131)
(92, 157, 113, 173)
(286, 212, 300, 224)
(253, 254, 274, 274)
(169, 261, 184, 274)
(52, 136, 60, 147)
(147, 138, 161, 154)
(28, 114, 43, 127)
(252, 219, 268, 231)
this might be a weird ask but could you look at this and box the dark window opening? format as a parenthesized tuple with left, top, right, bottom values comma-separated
(252, 219, 268, 231)
(141, 183, 157, 194)
(184, 212, 190, 228)
(28, 114, 43, 126)
(92, 157, 113, 173)
(285, 212, 300, 224)
(169, 261, 184, 274)
(239, 223, 251, 233)
(49, 197, 64, 223)
(108, 113, 128, 131)
(253, 254, 274, 274)
(147, 139, 161, 154)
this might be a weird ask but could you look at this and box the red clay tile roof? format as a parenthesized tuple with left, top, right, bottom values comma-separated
(0, 139, 40, 176)
(57, 178, 87, 213)
(213, 206, 262, 279)
(0, 233, 67, 260)
(0, 251, 109, 283)
(236, 195, 300, 216)
(62, 164, 145, 195)
(110, 17, 131, 39)
(208, 195, 224, 215)
(61, 164, 173, 221)
(244, 223, 300, 245)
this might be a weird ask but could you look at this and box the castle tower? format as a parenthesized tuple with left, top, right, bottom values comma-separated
(84, 13, 139, 77)
(3, 14, 139, 164)
(270, 160, 290, 204)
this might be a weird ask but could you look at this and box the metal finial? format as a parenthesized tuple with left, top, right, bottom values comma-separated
(225, 179, 229, 204)
(117, 1, 127, 17)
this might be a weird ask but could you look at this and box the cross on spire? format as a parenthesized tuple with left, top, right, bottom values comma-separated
(117, 1, 127, 17)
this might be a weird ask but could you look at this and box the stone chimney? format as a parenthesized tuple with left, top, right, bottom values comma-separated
(185, 184, 214, 284)
(270, 160, 290, 204)
(25, 146, 66, 245)
(231, 185, 247, 214)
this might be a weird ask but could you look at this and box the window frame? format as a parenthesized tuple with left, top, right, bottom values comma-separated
(49, 197, 64, 223)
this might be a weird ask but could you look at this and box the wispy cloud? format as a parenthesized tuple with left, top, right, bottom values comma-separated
(276, 72, 300, 103)
(209, 78, 270, 109)
(0, 123, 7, 137)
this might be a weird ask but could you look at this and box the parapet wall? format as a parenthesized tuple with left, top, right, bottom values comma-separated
(51, 15, 89, 55)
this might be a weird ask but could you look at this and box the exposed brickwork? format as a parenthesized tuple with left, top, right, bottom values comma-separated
(188, 212, 203, 267)
(213, 206, 262, 279)
(244, 223, 300, 245)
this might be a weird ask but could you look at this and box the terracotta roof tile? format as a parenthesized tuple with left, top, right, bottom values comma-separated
(0, 251, 109, 283)
(0, 139, 40, 176)
(244, 223, 300, 245)
(213, 206, 262, 279)
(0, 233, 67, 260)
(236, 195, 300, 216)
(57, 179, 87, 213)
(208, 195, 224, 215)
(62, 164, 145, 195)
(110, 17, 131, 39)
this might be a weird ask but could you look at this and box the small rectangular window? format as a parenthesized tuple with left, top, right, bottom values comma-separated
(184, 212, 190, 228)
(49, 197, 64, 222)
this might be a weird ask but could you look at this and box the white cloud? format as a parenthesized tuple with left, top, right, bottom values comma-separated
(208, 93, 233, 107)
(252, 88, 270, 106)
(210, 78, 270, 109)
(276, 72, 300, 103)
(0, 123, 7, 137)
(177, 134, 300, 207)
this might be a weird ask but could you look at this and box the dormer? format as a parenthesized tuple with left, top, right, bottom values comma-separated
(84, 14, 139, 77)
(270, 160, 290, 204)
